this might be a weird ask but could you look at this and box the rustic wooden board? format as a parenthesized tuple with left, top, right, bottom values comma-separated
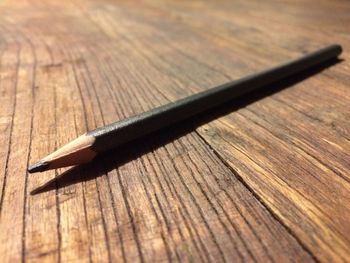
(0, 0, 349, 262)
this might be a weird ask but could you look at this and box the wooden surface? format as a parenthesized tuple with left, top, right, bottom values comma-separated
(0, 0, 349, 262)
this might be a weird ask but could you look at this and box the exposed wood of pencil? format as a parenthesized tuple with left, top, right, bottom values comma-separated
(28, 44, 342, 173)
(27, 134, 96, 173)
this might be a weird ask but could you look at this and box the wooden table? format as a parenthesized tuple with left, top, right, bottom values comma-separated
(0, 0, 349, 262)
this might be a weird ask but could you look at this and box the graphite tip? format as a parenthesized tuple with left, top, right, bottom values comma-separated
(28, 161, 50, 173)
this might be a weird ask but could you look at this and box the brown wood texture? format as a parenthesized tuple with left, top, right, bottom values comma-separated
(0, 0, 349, 262)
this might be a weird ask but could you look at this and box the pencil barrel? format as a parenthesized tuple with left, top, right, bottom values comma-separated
(88, 44, 342, 152)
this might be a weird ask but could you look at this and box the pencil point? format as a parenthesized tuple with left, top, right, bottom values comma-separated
(28, 161, 50, 173)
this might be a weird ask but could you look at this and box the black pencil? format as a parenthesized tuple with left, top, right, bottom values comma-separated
(28, 44, 342, 173)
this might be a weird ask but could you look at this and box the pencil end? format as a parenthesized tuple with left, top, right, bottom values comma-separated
(332, 44, 343, 56)
(28, 161, 50, 173)
(27, 134, 97, 174)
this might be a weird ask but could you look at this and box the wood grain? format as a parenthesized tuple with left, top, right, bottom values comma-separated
(0, 0, 349, 262)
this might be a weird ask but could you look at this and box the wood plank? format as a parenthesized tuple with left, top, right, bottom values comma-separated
(106, 1, 350, 261)
(78, 0, 350, 261)
(0, 0, 348, 262)
(64, 31, 312, 261)
(25, 33, 60, 263)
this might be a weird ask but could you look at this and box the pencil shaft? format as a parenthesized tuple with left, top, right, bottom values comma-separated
(88, 44, 341, 152)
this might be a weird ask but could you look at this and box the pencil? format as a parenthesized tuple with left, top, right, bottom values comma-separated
(28, 44, 342, 173)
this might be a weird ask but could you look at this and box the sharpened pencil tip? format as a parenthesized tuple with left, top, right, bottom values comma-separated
(28, 161, 50, 173)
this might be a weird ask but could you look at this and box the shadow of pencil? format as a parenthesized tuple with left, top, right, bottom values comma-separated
(31, 58, 342, 195)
